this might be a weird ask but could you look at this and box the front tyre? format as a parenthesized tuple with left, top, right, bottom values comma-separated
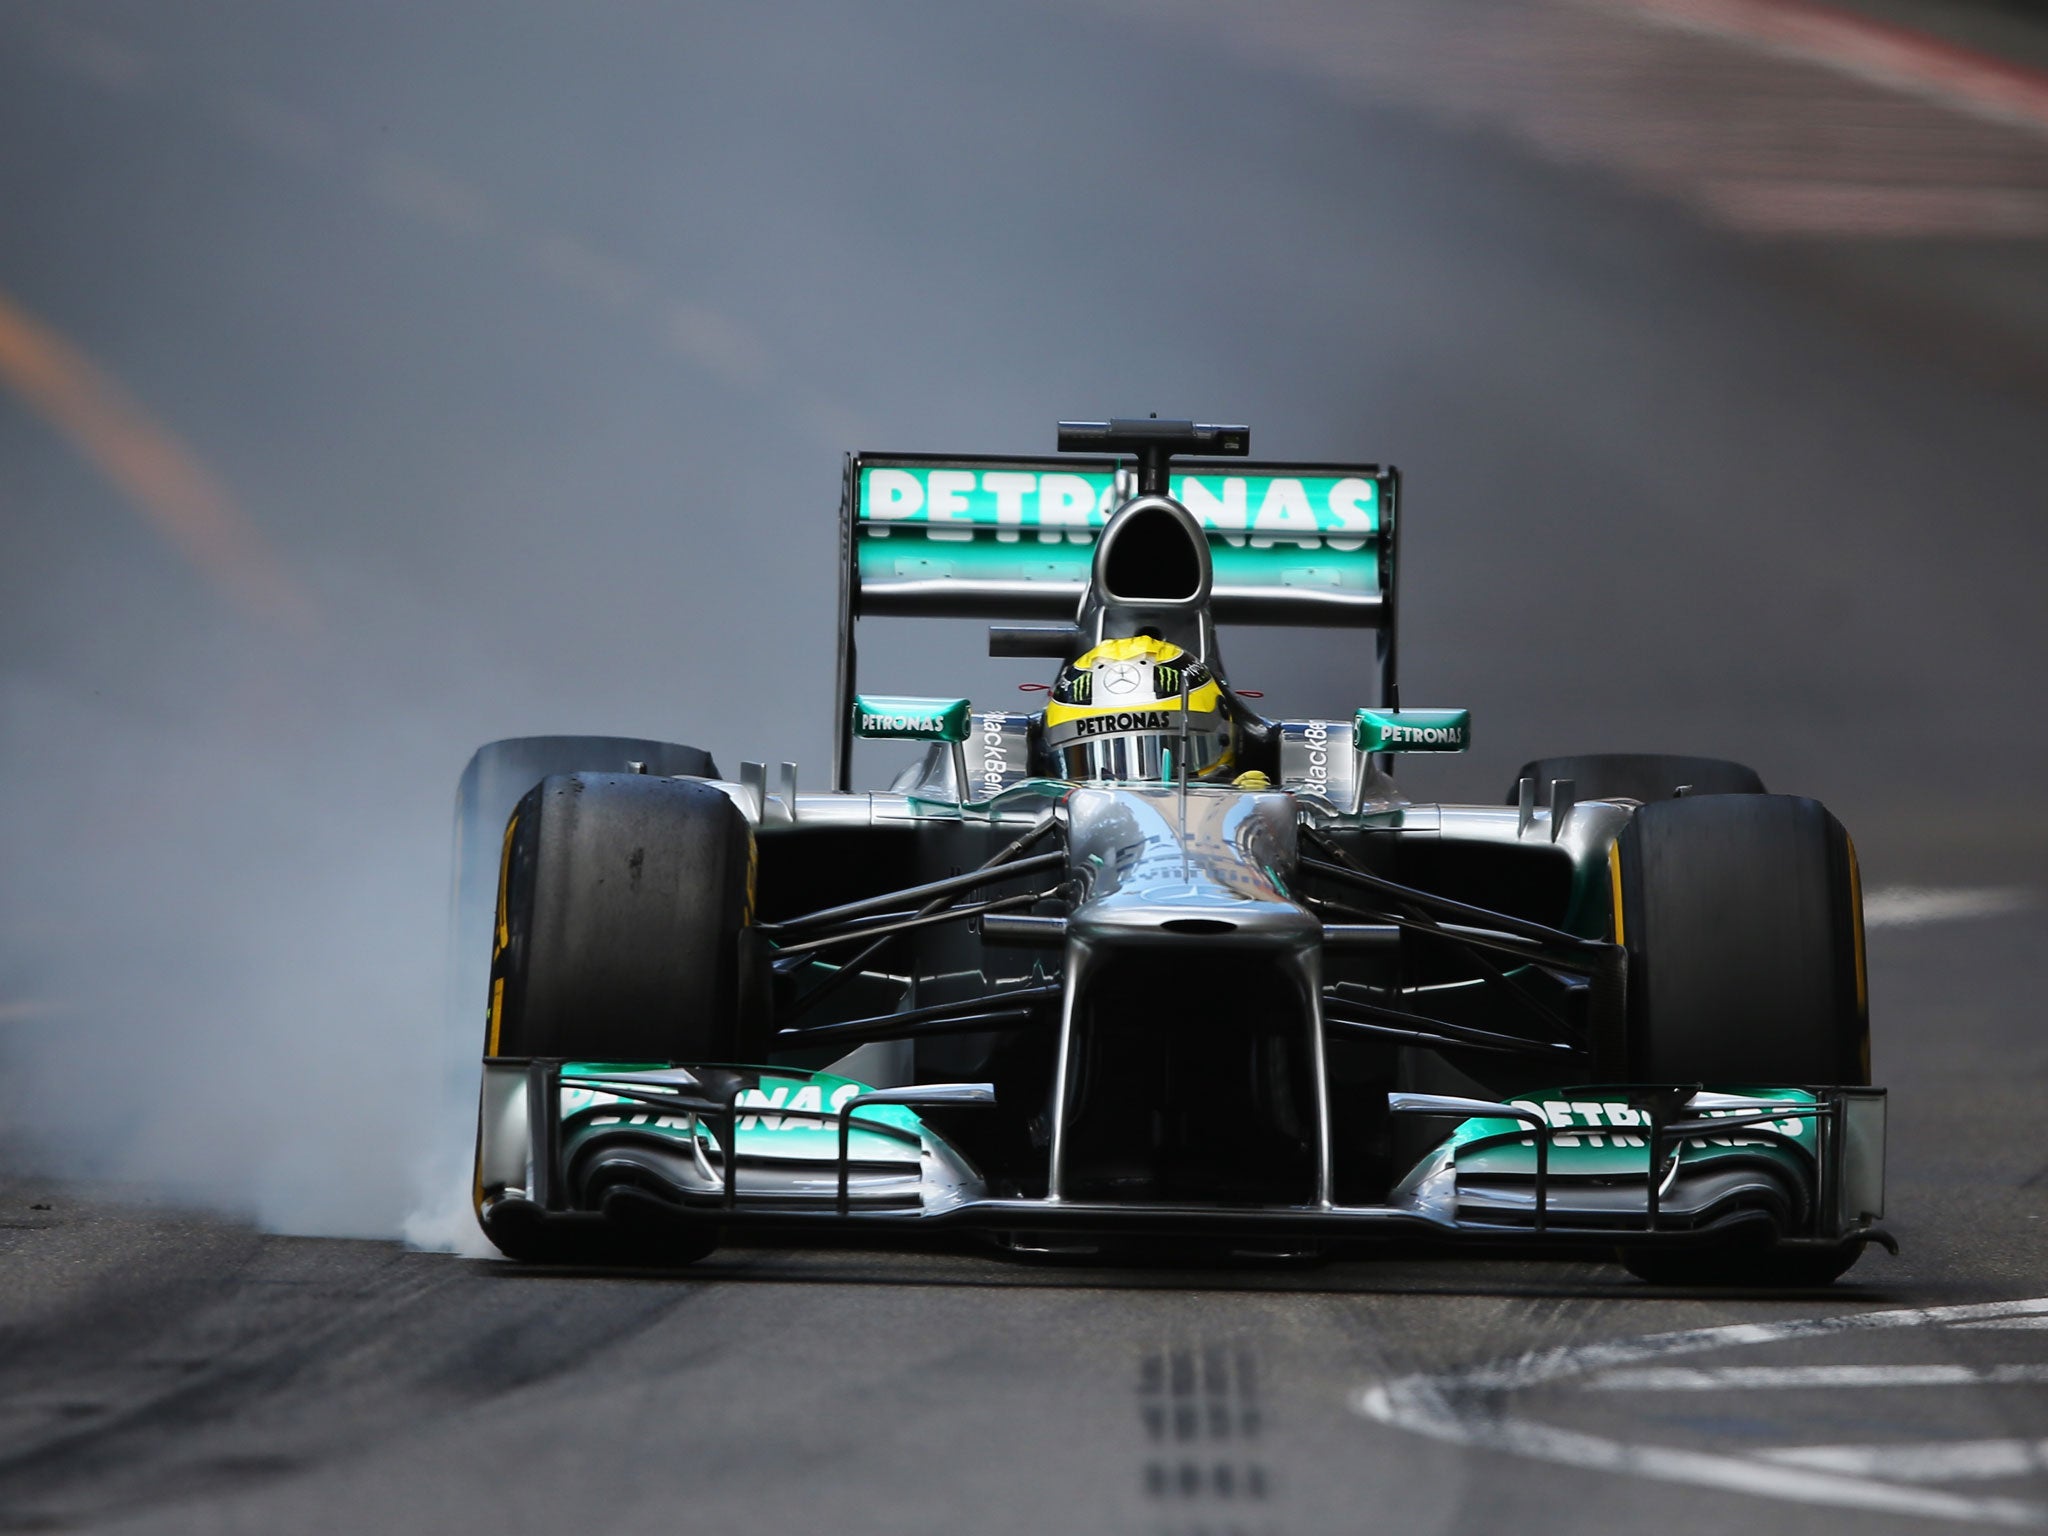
(451, 736, 721, 1036)
(479, 773, 752, 1265)
(1614, 794, 1871, 1286)
(491, 772, 753, 1063)
(1618, 793, 1867, 1085)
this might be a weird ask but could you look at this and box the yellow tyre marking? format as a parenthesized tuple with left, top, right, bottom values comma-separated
(1608, 840, 1627, 946)
(486, 976, 505, 1059)
(493, 812, 518, 958)
(486, 810, 519, 1057)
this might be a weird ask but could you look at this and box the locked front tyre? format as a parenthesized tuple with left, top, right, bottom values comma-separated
(1612, 793, 1869, 1286)
(479, 772, 755, 1263)
(450, 736, 723, 1027)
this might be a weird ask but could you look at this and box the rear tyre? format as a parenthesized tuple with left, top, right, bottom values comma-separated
(1615, 794, 1869, 1286)
(1504, 753, 1764, 805)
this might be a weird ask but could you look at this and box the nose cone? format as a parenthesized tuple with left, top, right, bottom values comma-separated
(1064, 786, 1317, 948)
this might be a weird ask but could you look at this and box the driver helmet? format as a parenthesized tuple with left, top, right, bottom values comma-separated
(1042, 635, 1235, 783)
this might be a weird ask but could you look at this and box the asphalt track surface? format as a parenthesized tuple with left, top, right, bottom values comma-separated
(5, 3, 2048, 1532)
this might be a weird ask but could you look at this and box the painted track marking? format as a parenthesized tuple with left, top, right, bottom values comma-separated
(1592, 1363, 2048, 1389)
(1138, 1341, 1274, 1522)
(1762, 1441, 2048, 1484)
(1355, 1295, 2048, 1525)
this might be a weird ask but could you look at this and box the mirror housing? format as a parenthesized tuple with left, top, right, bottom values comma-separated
(1354, 708, 1470, 754)
(851, 696, 972, 744)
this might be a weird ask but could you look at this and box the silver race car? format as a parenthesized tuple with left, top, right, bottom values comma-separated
(454, 418, 1887, 1284)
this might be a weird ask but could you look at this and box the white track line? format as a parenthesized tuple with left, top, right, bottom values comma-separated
(1762, 1441, 2048, 1484)
(1449, 1296, 2048, 1391)
(1592, 1364, 2048, 1390)
(1355, 1295, 2048, 1524)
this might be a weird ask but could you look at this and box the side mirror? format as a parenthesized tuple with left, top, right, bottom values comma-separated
(852, 696, 973, 805)
(1353, 708, 1470, 754)
(851, 696, 972, 744)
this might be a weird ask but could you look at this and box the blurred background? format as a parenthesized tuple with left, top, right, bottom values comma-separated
(4, 0, 2046, 1240)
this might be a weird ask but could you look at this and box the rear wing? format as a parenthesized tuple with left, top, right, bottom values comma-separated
(833, 452, 1402, 789)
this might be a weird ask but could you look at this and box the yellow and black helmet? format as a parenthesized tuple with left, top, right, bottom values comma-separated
(1042, 636, 1235, 783)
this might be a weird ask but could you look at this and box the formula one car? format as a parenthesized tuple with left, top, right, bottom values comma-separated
(455, 419, 1888, 1283)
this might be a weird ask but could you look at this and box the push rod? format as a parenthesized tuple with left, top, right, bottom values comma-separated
(1321, 992, 1580, 1058)
(779, 1007, 1040, 1049)
(1306, 892, 1589, 1044)
(781, 816, 1060, 1020)
(1299, 845, 1605, 951)
(776, 983, 1060, 1044)
(761, 850, 1066, 935)
(1324, 1016, 1566, 1059)
(769, 890, 1054, 956)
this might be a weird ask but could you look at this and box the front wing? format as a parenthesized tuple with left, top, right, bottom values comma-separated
(476, 1060, 1888, 1258)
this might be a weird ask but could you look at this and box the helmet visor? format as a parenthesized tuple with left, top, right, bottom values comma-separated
(1055, 729, 1233, 784)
